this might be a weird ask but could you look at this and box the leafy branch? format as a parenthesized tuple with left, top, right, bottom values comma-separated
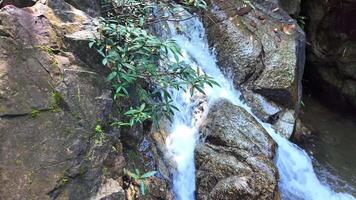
(91, 0, 216, 127)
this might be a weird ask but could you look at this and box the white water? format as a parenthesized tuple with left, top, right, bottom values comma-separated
(164, 14, 356, 200)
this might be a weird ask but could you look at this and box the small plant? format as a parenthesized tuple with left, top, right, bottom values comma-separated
(297, 15, 306, 30)
(243, 0, 255, 10)
(183, 0, 207, 9)
(94, 125, 106, 145)
(301, 100, 305, 107)
(50, 91, 63, 112)
(124, 168, 157, 196)
(30, 109, 40, 118)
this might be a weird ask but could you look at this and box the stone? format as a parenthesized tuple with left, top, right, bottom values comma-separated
(243, 91, 282, 122)
(279, 0, 301, 17)
(292, 118, 313, 144)
(0, 0, 37, 8)
(273, 110, 295, 139)
(203, 0, 305, 137)
(196, 99, 279, 200)
(0, 1, 124, 199)
(63, 0, 102, 16)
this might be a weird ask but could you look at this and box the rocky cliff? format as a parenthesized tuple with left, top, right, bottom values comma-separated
(0, 1, 170, 199)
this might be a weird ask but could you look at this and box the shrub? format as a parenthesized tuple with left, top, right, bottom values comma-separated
(91, 0, 216, 127)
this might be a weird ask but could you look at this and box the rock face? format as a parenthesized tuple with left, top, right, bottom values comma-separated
(0, 1, 173, 199)
(196, 99, 279, 200)
(203, 0, 306, 138)
(0, 1, 128, 199)
(303, 0, 356, 112)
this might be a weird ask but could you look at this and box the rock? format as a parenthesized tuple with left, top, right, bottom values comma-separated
(150, 122, 174, 180)
(204, 0, 305, 137)
(63, 0, 102, 16)
(279, 0, 301, 17)
(0, 0, 37, 8)
(0, 1, 126, 199)
(243, 91, 282, 122)
(196, 99, 279, 200)
(303, 0, 356, 111)
(93, 179, 126, 200)
(273, 110, 295, 138)
(292, 118, 313, 144)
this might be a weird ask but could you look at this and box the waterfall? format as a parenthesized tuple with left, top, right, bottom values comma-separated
(163, 13, 356, 200)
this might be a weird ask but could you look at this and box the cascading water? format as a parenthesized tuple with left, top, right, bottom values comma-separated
(163, 12, 356, 200)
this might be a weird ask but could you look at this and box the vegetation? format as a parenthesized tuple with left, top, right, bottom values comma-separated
(124, 168, 157, 196)
(91, 0, 217, 127)
(30, 109, 40, 118)
(94, 124, 106, 145)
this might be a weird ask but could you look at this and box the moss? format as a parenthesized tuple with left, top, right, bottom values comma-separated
(35, 46, 56, 56)
(60, 177, 69, 184)
(126, 150, 141, 162)
(94, 124, 106, 146)
(35, 45, 60, 69)
(30, 109, 40, 118)
(14, 159, 22, 166)
(25, 171, 34, 185)
(103, 167, 110, 178)
(50, 91, 64, 112)
(77, 87, 81, 103)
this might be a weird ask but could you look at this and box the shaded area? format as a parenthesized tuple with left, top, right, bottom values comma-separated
(299, 95, 356, 196)
(301, 0, 356, 113)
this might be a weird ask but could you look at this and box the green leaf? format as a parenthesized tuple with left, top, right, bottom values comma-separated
(102, 57, 108, 66)
(140, 181, 146, 195)
(135, 169, 140, 176)
(107, 71, 117, 81)
(139, 103, 146, 112)
(89, 40, 95, 48)
(141, 171, 157, 179)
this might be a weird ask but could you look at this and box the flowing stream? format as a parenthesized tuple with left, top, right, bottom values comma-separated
(163, 14, 356, 200)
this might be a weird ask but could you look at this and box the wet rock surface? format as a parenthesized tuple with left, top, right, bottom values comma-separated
(196, 99, 279, 200)
(203, 0, 306, 138)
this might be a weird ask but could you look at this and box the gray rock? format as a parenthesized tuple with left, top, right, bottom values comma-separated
(203, 0, 305, 137)
(273, 110, 295, 139)
(0, 1, 124, 199)
(196, 99, 279, 200)
(204, 0, 305, 111)
(279, 0, 301, 17)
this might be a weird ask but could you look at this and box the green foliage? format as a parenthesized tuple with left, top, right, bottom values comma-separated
(50, 91, 63, 112)
(183, 0, 207, 9)
(124, 168, 157, 196)
(94, 125, 106, 145)
(297, 15, 306, 30)
(91, 0, 217, 127)
(30, 109, 40, 118)
(243, 0, 255, 10)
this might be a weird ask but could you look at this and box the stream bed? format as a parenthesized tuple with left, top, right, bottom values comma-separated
(300, 96, 356, 196)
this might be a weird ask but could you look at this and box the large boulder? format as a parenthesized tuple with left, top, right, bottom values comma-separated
(0, 1, 173, 199)
(195, 99, 279, 200)
(303, 0, 356, 112)
(0, 1, 128, 199)
(203, 0, 306, 138)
